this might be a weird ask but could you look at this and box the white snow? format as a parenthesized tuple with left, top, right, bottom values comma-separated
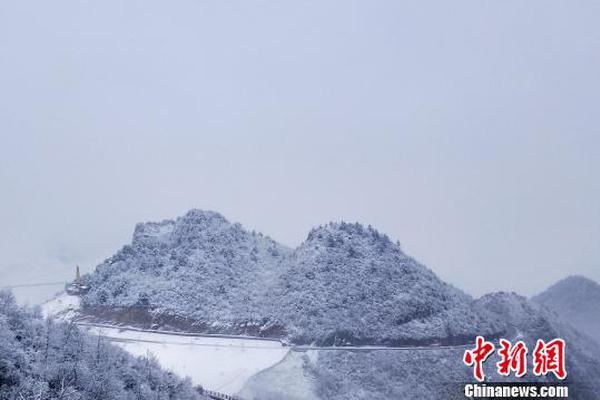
(239, 350, 319, 400)
(40, 294, 290, 394)
(40, 293, 80, 320)
(81, 324, 289, 394)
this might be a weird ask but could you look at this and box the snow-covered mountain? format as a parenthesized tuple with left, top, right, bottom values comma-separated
(82, 210, 290, 336)
(79, 210, 503, 345)
(276, 222, 502, 345)
(532, 275, 600, 344)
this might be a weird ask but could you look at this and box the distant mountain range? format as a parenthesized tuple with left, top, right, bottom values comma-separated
(533, 275, 600, 345)
(81, 209, 503, 345)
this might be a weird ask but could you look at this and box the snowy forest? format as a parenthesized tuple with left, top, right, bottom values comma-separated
(0, 290, 206, 400)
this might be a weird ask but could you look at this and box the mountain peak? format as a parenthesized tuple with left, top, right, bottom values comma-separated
(132, 209, 234, 246)
(544, 275, 600, 292)
(305, 221, 397, 249)
(532, 275, 600, 344)
(179, 208, 229, 224)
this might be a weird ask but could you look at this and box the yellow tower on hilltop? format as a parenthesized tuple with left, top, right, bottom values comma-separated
(66, 264, 89, 295)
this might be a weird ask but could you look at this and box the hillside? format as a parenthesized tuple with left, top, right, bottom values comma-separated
(0, 290, 207, 400)
(532, 275, 600, 344)
(79, 210, 504, 346)
(82, 210, 291, 336)
(475, 292, 600, 390)
(240, 292, 600, 400)
(276, 222, 502, 345)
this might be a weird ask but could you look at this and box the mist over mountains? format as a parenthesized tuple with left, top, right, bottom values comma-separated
(533, 275, 600, 345)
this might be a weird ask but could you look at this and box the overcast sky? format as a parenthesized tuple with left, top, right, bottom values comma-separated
(1, 0, 599, 304)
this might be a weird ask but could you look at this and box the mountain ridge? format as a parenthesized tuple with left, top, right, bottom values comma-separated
(79, 209, 504, 345)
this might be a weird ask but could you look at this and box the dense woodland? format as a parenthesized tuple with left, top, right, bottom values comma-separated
(0, 291, 206, 400)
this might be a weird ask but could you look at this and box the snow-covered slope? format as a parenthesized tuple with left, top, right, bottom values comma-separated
(240, 346, 471, 400)
(241, 293, 600, 400)
(475, 292, 600, 398)
(532, 275, 600, 344)
(82, 210, 290, 336)
(276, 222, 502, 345)
(80, 324, 289, 394)
(79, 210, 504, 346)
(40, 292, 80, 320)
(239, 351, 320, 400)
(1, 291, 207, 400)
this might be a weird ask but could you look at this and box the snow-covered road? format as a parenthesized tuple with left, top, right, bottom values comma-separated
(80, 323, 289, 394)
